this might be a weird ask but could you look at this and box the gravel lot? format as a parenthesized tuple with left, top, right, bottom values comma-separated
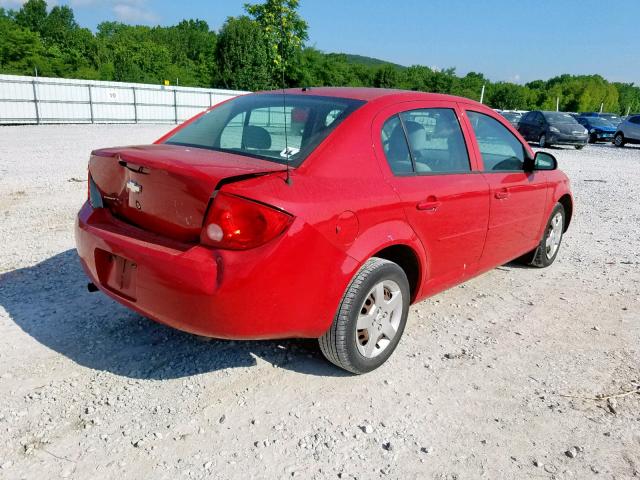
(0, 125, 639, 480)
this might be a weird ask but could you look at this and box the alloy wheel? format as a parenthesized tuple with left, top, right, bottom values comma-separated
(614, 134, 624, 147)
(545, 212, 563, 259)
(355, 280, 403, 358)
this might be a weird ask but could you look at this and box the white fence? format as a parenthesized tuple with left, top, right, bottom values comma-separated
(0, 74, 248, 125)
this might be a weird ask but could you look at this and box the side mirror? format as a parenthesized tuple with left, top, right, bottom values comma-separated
(533, 151, 557, 170)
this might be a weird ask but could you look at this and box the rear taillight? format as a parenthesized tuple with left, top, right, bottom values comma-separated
(200, 192, 293, 250)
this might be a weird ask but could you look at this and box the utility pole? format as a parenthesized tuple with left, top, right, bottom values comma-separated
(479, 84, 485, 104)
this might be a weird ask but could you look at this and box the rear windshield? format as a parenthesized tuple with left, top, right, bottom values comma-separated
(164, 93, 365, 166)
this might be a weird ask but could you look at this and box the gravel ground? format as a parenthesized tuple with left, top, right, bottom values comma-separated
(0, 125, 639, 480)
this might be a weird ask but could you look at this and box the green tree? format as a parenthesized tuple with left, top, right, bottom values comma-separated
(14, 0, 47, 34)
(215, 16, 272, 90)
(1, 0, 640, 114)
(452, 72, 486, 101)
(614, 82, 640, 115)
(0, 15, 47, 74)
(373, 64, 400, 88)
(400, 65, 434, 91)
(488, 82, 530, 110)
(245, 0, 308, 82)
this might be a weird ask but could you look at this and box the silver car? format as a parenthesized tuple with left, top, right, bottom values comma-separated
(614, 115, 640, 147)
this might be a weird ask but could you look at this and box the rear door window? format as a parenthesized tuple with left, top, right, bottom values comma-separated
(399, 109, 470, 173)
(381, 115, 413, 174)
(381, 108, 470, 174)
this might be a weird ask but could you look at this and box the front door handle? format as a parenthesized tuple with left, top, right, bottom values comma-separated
(417, 196, 441, 212)
(495, 189, 510, 200)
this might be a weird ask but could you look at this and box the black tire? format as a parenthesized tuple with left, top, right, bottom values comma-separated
(589, 133, 597, 144)
(574, 144, 585, 150)
(318, 257, 410, 374)
(517, 203, 566, 268)
(614, 133, 625, 147)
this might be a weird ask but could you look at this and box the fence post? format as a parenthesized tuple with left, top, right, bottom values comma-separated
(132, 87, 138, 123)
(173, 88, 178, 124)
(31, 79, 40, 125)
(208, 92, 213, 107)
(88, 85, 94, 123)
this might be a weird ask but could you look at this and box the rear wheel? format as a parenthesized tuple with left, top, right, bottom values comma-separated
(517, 203, 565, 268)
(614, 133, 625, 147)
(319, 258, 410, 374)
(574, 144, 585, 150)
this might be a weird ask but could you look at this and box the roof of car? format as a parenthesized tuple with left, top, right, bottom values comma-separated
(259, 87, 483, 105)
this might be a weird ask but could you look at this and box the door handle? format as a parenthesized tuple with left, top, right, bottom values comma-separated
(417, 197, 441, 212)
(495, 189, 510, 200)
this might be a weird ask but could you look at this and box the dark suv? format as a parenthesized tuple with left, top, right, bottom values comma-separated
(518, 111, 588, 149)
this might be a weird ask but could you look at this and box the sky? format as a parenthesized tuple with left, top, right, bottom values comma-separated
(2, 0, 638, 84)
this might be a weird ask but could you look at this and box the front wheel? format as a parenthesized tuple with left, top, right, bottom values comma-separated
(319, 258, 410, 374)
(538, 134, 547, 148)
(614, 133, 625, 147)
(518, 203, 565, 268)
(574, 144, 585, 150)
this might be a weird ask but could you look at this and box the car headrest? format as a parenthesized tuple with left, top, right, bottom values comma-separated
(243, 125, 271, 150)
(403, 120, 428, 150)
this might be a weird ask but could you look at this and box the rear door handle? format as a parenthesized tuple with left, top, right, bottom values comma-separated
(495, 189, 510, 200)
(417, 197, 441, 212)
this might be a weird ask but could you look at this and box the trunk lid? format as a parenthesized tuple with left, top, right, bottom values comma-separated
(89, 144, 284, 242)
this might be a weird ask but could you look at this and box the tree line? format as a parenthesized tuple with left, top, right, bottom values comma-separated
(1, 0, 639, 114)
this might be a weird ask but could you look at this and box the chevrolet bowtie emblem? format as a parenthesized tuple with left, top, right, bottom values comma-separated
(126, 180, 142, 194)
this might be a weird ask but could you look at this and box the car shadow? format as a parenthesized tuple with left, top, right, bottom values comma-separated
(0, 250, 348, 380)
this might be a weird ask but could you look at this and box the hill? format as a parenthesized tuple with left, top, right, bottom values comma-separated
(337, 53, 405, 69)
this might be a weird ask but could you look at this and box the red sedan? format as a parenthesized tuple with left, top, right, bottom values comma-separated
(75, 88, 573, 374)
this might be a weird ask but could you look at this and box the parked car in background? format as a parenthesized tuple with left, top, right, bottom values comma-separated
(499, 110, 522, 128)
(613, 114, 640, 147)
(576, 116, 617, 143)
(580, 112, 623, 126)
(518, 111, 588, 149)
(75, 88, 573, 374)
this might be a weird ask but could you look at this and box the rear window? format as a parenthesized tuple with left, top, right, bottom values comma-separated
(164, 94, 365, 166)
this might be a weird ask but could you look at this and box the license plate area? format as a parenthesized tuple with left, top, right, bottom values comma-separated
(95, 249, 137, 301)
